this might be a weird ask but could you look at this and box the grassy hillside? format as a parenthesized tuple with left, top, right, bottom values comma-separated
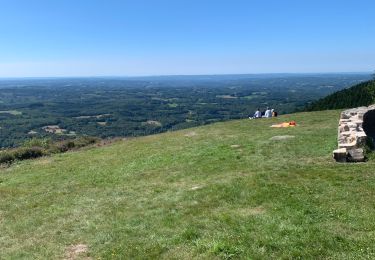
(1, 110, 375, 259)
(306, 80, 375, 111)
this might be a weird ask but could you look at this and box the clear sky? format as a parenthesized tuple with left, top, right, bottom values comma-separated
(0, 0, 374, 77)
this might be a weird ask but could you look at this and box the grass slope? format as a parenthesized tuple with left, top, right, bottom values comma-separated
(1, 110, 375, 259)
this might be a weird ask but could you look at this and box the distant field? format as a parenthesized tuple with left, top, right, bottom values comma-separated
(2, 110, 375, 258)
(0, 74, 370, 147)
(0, 110, 22, 115)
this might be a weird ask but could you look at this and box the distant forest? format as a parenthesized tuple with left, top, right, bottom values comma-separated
(0, 74, 370, 147)
(305, 80, 375, 111)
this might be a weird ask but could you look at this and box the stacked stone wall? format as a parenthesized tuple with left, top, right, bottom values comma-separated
(333, 105, 375, 162)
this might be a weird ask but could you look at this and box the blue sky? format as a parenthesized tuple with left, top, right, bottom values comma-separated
(0, 0, 374, 77)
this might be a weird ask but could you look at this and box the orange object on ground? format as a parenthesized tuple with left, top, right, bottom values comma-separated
(271, 121, 297, 128)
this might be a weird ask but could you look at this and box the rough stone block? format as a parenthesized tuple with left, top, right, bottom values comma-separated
(334, 104, 375, 163)
(339, 125, 349, 132)
(341, 113, 351, 119)
(333, 148, 347, 162)
(347, 148, 365, 162)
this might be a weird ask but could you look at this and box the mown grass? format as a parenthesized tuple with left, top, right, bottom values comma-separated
(1, 110, 375, 259)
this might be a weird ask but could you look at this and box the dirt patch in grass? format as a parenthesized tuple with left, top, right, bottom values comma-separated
(93, 137, 125, 148)
(161, 246, 196, 259)
(270, 135, 295, 141)
(191, 185, 203, 190)
(33, 158, 53, 165)
(184, 131, 197, 137)
(236, 206, 266, 217)
(65, 244, 90, 260)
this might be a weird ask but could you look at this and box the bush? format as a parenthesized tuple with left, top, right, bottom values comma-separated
(55, 141, 75, 153)
(22, 138, 51, 149)
(0, 151, 15, 164)
(73, 136, 99, 148)
(46, 137, 99, 154)
(13, 147, 44, 160)
(1, 136, 99, 165)
(0, 147, 44, 165)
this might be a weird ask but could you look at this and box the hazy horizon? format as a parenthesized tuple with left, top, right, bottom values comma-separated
(0, 71, 372, 80)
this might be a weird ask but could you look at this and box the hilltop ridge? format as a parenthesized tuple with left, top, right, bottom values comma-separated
(306, 80, 375, 111)
(1, 110, 375, 259)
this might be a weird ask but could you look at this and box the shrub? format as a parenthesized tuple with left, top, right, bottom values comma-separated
(53, 141, 75, 153)
(13, 147, 44, 160)
(47, 137, 99, 154)
(22, 138, 51, 149)
(0, 151, 15, 164)
(0, 147, 44, 165)
(73, 136, 99, 148)
(1, 136, 99, 165)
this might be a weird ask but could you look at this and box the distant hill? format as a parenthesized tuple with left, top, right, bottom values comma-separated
(306, 80, 375, 111)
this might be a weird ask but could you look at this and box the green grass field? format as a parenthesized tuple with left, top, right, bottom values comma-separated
(1, 110, 375, 259)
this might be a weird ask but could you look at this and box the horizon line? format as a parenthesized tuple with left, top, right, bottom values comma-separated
(0, 71, 372, 80)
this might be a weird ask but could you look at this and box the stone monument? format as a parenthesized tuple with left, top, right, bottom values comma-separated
(333, 104, 375, 162)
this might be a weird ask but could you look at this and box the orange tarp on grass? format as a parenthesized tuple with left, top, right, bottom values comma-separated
(271, 121, 297, 128)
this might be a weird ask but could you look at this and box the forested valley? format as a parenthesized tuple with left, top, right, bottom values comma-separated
(0, 74, 370, 147)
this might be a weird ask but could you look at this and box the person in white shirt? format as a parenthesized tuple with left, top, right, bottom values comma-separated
(253, 108, 262, 119)
(264, 107, 272, 118)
